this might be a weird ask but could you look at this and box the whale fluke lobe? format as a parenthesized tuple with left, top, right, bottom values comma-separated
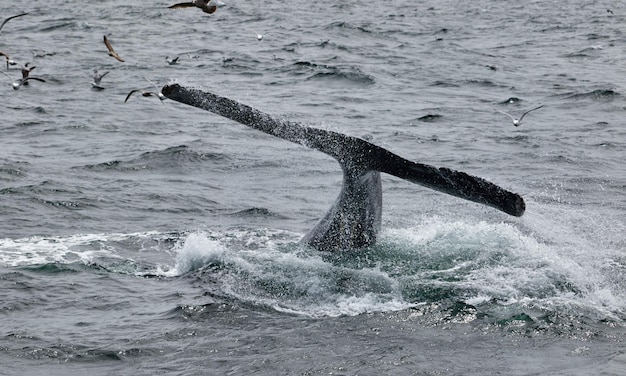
(373, 150, 525, 217)
(162, 83, 525, 251)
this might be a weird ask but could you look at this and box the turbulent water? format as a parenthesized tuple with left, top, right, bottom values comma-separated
(1, 1, 625, 374)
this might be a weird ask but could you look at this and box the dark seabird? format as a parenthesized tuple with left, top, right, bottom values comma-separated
(19, 62, 35, 84)
(91, 69, 109, 90)
(1, 70, 45, 90)
(103, 35, 125, 62)
(0, 13, 28, 36)
(497, 105, 544, 127)
(166, 56, 180, 65)
(124, 90, 165, 103)
(124, 78, 165, 103)
(168, 0, 218, 14)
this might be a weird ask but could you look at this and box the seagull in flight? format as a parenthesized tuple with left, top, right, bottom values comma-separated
(103, 35, 125, 62)
(91, 69, 109, 90)
(124, 77, 165, 103)
(0, 13, 28, 36)
(497, 105, 544, 127)
(168, 0, 218, 14)
(1, 70, 45, 90)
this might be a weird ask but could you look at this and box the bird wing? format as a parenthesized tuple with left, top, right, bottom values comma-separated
(0, 70, 13, 82)
(496, 109, 516, 121)
(0, 12, 29, 34)
(144, 77, 160, 92)
(168, 3, 198, 9)
(23, 77, 45, 83)
(21, 65, 35, 79)
(93, 70, 109, 84)
(103, 35, 125, 62)
(518, 105, 544, 122)
(125, 89, 142, 103)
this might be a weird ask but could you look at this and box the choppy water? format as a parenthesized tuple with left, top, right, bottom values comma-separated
(1, 1, 625, 374)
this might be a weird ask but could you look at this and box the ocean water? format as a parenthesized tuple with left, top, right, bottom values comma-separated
(1, 1, 625, 374)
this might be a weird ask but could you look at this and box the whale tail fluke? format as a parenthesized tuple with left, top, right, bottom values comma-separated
(161, 83, 525, 250)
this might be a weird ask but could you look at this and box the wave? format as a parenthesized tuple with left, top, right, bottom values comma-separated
(414, 114, 443, 123)
(1, 213, 623, 324)
(562, 89, 620, 100)
(0, 180, 98, 211)
(79, 145, 227, 172)
(161, 231, 415, 318)
(157, 216, 625, 322)
(292, 61, 375, 85)
(229, 207, 288, 219)
(0, 161, 28, 180)
(0, 231, 178, 270)
(326, 21, 372, 34)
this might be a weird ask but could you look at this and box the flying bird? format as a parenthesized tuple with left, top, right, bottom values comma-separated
(168, 0, 218, 14)
(0, 12, 28, 36)
(19, 62, 35, 85)
(497, 105, 544, 127)
(124, 89, 165, 103)
(103, 35, 124, 62)
(1, 70, 45, 90)
(91, 69, 109, 90)
(20, 62, 34, 77)
(124, 78, 165, 103)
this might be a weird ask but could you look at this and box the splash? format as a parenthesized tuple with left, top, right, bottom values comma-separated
(381, 215, 625, 322)
(164, 231, 416, 317)
(1, 216, 622, 322)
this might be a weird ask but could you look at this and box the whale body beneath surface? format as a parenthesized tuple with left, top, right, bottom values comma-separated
(161, 83, 525, 252)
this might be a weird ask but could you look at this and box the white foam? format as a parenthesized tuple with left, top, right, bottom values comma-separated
(163, 231, 417, 317)
(0, 231, 161, 268)
(271, 293, 418, 318)
(382, 215, 626, 320)
(0, 233, 113, 267)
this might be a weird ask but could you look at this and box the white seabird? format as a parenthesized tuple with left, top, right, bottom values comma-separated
(1, 70, 45, 90)
(497, 105, 544, 127)
(91, 69, 109, 90)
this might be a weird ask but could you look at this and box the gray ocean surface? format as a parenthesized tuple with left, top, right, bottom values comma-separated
(1, 1, 625, 374)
